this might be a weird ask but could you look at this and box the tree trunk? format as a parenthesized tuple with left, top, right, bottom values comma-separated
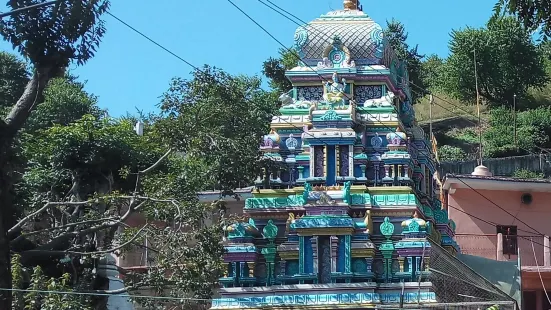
(0, 67, 52, 310)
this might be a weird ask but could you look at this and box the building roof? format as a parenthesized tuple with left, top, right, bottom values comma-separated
(443, 173, 551, 193)
(294, 8, 384, 65)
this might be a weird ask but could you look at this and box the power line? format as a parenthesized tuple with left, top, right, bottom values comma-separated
(0, 286, 210, 301)
(105, 12, 336, 147)
(227, 0, 434, 158)
(447, 203, 551, 251)
(454, 176, 545, 236)
(0, 0, 57, 19)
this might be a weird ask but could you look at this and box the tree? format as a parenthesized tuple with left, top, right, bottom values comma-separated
(8, 66, 276, 309)
(441, 17, 548, 108)
(0, 1, 110, 308)
(262, 48, 298, 94)
(384, 19, 425, 103)
(0, 52, 28, 113)
(494, 0, 551, 39)
(420, 54, 444, 92)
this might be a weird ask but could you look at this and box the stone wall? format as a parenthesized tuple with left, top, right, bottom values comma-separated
(439, 154, 551, 177)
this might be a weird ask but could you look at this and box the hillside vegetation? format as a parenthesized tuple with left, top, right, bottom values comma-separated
(410, 17, 551, 162)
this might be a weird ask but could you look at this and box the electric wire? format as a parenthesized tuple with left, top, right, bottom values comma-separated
(226, 0, 435, 159)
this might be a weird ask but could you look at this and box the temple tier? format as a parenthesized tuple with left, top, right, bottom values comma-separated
(212, 1, 473, 309)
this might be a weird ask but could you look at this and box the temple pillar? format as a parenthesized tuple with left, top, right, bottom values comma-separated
(312, 236, 319, 274)
(365, 258, 373, 273)
(348, 146, 354, 177)
(279, 260, 286, 276)
(344, 235, 351, 273)
(398, 257, 405, 272)
(331, 236, 339, 274)
(298, 166, 304, 179)
(240, 262, 246, 279)
(247, 262, 255, 278)
(360, 164, 367, 178)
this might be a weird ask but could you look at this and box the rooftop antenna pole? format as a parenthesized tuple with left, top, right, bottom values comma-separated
(473, 47, 483, 166)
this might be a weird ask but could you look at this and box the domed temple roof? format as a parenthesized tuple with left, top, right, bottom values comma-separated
(294, 4, 384, 65)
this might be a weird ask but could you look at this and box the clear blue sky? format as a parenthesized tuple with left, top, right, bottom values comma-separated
(1, 0, 496, 117)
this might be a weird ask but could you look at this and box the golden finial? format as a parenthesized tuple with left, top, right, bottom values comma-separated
(343, 0, 358, 10)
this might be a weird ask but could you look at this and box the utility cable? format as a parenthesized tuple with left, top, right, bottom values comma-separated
(226, 0, 434, 159)
(0, 0, 57, 19)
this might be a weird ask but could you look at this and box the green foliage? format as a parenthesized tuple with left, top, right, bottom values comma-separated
(0, 0, 110, 68)
(20, 114, 162, 200)
(420, 55, 444, 92)
(0, 52, 28, 111)
(384, 19, 425, 103)
(482, 107, 551, 157)
(157, 65, 277, 193)
(11, 255, 91, 310)
(25, 77, 104, 133)
(262, 48, 298, 93)
(439, 145, 467, 162)
(494, 0, 551, 40)
(442, 17, 548, 108)
(513, 168, 545, 179)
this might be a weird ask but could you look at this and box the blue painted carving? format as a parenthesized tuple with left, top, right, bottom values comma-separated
(339, 145, 350, 176)
(326, 145, 336, 185)
(314, 146, 324, 177)
(337, 236, 345, 272)
(318, 236, 331, 283)
(304, 237, 313, 273)
(297, 86, 323, 101)
(354, 85, 383, 103)
(211, 292, 437, 308)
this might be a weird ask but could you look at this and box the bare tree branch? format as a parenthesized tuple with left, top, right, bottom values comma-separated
(23, 224, 149, 256)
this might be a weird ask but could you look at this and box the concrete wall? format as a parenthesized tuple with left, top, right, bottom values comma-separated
(448, 187, 551, 267)
(440, 154, 551, 177)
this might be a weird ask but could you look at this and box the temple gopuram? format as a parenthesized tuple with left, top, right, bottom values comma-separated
(210, 1, 518, 309)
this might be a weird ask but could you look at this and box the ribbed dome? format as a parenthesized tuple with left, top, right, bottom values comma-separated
(293, 9, 384, 65)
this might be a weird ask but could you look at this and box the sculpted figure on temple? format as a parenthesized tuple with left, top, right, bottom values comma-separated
(363, 91, 395, 108)
(323, 72, 347, 108)
(279, 93, 312, 109)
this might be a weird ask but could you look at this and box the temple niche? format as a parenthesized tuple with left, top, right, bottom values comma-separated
(211, 1, 515, 309)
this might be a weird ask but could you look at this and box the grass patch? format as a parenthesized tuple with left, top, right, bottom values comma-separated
(414, 93, 487, 123)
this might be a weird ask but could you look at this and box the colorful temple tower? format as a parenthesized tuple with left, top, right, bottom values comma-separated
(211, 1, 513, 309)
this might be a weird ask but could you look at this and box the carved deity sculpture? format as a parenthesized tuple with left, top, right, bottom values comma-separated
(323, 72, 347, 107)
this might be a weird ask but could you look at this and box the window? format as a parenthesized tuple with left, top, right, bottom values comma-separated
(497, 225, 518, 255)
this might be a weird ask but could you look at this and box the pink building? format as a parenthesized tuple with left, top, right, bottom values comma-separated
(444, 166, 551, 310)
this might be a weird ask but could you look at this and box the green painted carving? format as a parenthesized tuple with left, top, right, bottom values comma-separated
(344, 235, 351, 273)
(408, 220, 420, 233)
(422, 204, 434, 218)
(263, 220, 278, 241)
(303, 182, 312, 203)
(342, 181, 351, 204)
(244, 194, 307, 209)
(380, 217, 394, 237)
(433, 209, 449, 224)
(371, 194, 417, 207)
(319, 109, 342, 121)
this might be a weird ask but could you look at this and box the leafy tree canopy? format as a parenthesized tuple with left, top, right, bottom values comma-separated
(494, 0, 551, 39)
(262, 48, 298, 94)
(0, 52, 28, 112)
(442, 17, 548, 108)
(7, 66, 276, 309)
(384, 19, 425, 103)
